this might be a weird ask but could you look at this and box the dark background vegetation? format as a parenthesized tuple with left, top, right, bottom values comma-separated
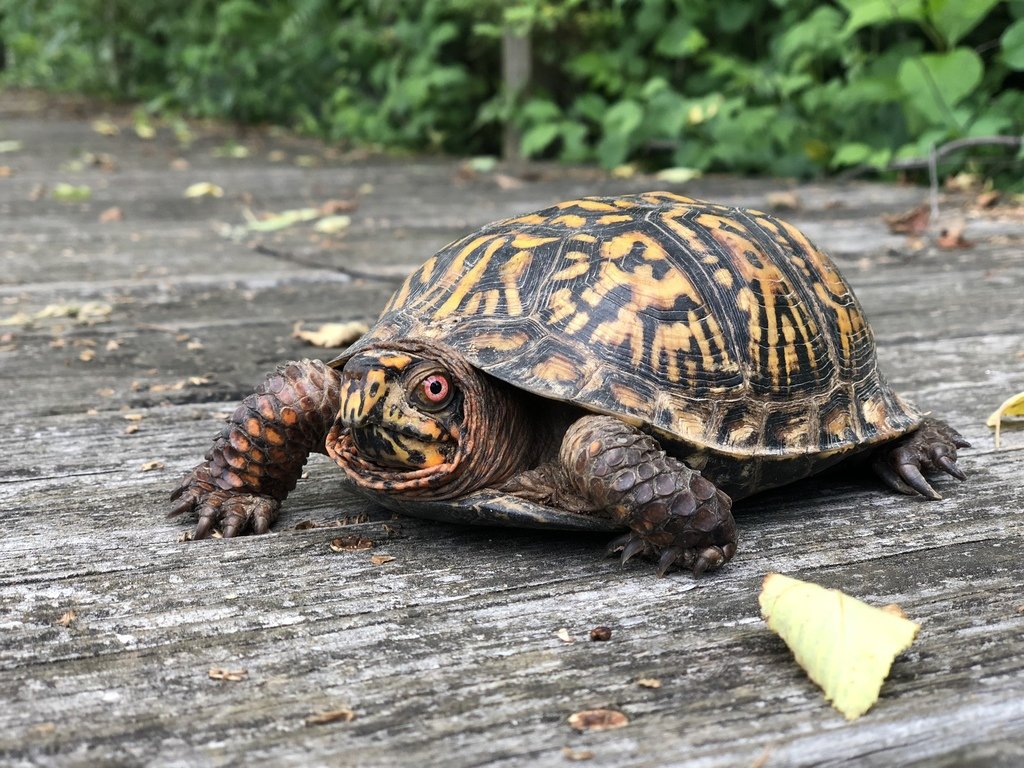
(1, 0, 1022, 185)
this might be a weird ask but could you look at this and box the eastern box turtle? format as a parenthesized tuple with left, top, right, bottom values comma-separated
(171, 192, 969, 575)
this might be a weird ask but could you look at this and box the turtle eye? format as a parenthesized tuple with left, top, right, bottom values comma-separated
(416, 373, 453, 410)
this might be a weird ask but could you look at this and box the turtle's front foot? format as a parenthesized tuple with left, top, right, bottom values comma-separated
(872, 417, 970, 500)
(170, 464, 281, 538)
(561, 415, 737, 577)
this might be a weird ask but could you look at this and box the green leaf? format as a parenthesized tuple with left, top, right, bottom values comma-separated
(520, 123, 561, 157)
(760, 573, 920, 720)
(926, 0, 1001, 47)
(602, 100, 644, 139)
(897, 49, 983, 127)
(1002, 19, 1024, 70)
(838, 0, 924, 35)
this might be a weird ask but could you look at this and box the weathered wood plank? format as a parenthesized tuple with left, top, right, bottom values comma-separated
(1, 92, 1023, 767)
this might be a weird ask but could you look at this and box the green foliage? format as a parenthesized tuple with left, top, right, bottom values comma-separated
(1, 0, 1020, 182)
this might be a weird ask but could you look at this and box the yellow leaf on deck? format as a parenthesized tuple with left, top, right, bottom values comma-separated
(759, 573, 919, 720)
(986, 391, 1024, 449)
(292, 321, 368, 348)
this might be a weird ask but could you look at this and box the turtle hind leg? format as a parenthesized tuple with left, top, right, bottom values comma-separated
(559, 415, 737, 577)
(872, 417, 970, 500)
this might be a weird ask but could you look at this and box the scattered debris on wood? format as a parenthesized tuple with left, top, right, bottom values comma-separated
(208, 668, 248, 682)
(330, 535, 374, 552)
(305, 708, 356, 726)
(567, 709, 629, 732)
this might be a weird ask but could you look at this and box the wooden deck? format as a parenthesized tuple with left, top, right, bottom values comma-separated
(2, 91, 1023, 767)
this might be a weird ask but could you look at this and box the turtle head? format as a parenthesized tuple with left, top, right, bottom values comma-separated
(335, 347, 461, 470)
(326, 339, 529, 498)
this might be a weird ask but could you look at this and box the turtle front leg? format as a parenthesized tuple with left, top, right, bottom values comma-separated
(871, 417, 970, 500)
(170, 359, 342, 538)
(560, 415, 737, 576)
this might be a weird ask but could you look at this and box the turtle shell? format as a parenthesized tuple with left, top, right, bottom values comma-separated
(339, 192, 921, 464)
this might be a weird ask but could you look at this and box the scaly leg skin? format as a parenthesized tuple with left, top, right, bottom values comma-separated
(169, 359, 342, 538)
(871, 417, 970, 500)
(559, 415, 737, 577)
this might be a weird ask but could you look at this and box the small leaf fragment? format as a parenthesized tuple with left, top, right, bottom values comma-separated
(244, 207, 320, 232)
(292, 321, 368, 348)
(57, 610, 77, 626)
(52, 183, 92, 202)
(655, 166, 702, 184)
(883, 204, 930, 235)
(986, 391, 1024, 448)
(561, 747, 595, 761)
(139, 460, 165, 472)
(184, 182, 224, 198)
(330, 535, 374, 552)
(313, 214, 352, 233)
(305, 708, 356, 726)
(636, 677, 662, 689)
(369, 554, 395, 566)
(0, 140, 23, 153)
(208, 667, 248, 682)
(556, 627, 575, 644)
(759, 573, 919, 720)
(567, 709, 629, 732)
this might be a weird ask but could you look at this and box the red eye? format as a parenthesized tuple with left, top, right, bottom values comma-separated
(420, 374, 450, 404)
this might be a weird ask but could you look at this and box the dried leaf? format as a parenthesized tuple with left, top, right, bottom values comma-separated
(884, 204, 930, 235)
(986, 391, 1024, 449)
(975, 190, 1000, 208)
(0, 140, 23, 153)
(184, 182, 224, 199)
(636, 678, 662, 689)
(208, 667, 248, 682)
(314, 214, 352, 233)
(78, 349, 95, 362)
(556, 628, 575, 644)
(320, 199, 358, 215)
(292, 321, 368, 348)
(765, 191, 802, 210)
(567, 709, 629, 732)
(91, 118, 120, 136)
(99, 206, 123, 223)
(561, 747, 595, 761)
(759, 573, 919, 720)
(139, 460, 165, 472)
(305, 708, 355, 726)
(936, 220, 973, 249)
(493, 173, 524, 190)
(57, 610, 77, 626)
(610, 164, 636, 179)
(330, 535, 374, 552)
(369, 554, 395, 566)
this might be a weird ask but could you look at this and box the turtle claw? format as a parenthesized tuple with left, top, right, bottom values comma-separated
(656, 547, 682, 578)
(605, 532, 633, 557)
(620, 536, 648, 565)
(873, 418, 969, 500)
(170, 464, 280, 538)
(937, 454, 967, 482)
(896, 462, 942, 500)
